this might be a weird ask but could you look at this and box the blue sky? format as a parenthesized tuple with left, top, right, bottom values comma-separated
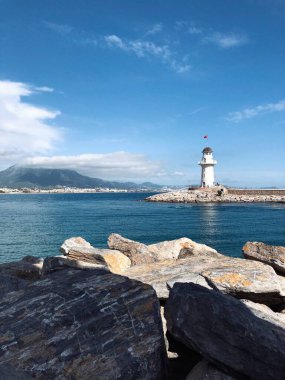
(0, 0, 285, 186)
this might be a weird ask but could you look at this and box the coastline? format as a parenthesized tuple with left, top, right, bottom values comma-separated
(0, 188, 162, 195)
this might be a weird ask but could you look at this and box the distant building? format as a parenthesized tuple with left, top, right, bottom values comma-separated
(198, 147, 217, 188)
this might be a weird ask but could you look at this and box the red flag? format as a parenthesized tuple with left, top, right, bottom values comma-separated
(203, 135, 208, 139)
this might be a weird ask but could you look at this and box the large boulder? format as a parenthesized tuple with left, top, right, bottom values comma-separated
(0, 255, 43, 280)
(148, 238, 221, 260)
(42, 255, 109, 275)
(186, 360, 237, 380)
(243, 241, 285, 274)
(165, 283, 285, 380)
(60, 236, 92, 254)
(0, 256, 44, 296)
(123, 256, 284, 304)
(108, 233, 158, 265)
(99, 249, 131, 274)
(61, 237, 131, 274)
(108, 234, 220, 264)
(201, 259, 282, 304)
(0, 269, 166, 379)
(0, 273, 28, 297)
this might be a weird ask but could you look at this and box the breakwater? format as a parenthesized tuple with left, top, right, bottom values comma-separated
(146, 188, 285, 203)
(228, 189, 285, 196)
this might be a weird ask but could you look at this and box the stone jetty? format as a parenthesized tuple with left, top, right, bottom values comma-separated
(1, 235, 285, 379)
(146, 188, 285, 203)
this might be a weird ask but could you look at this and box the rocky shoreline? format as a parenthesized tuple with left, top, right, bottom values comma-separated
(146, 188, 285, 203)
(1, 235, 285, 379)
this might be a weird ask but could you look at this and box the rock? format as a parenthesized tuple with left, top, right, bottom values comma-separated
(0, 269, 166, 379)
(42, 255, 109, 275)
(0, 256, 44, 296)
(108, 233, 158, 265)
(240, 299, 285, 326)
(148, 237, 220, 260)
(60, 236, 92, 255)
(100, 249, 131, 274)
(243, 241, 285, 274)
(0, 364, 34, 380)
(186, 360, 238, 380)
(201, 259, 282, 304)
(165, 283, 285, 380)
(123, 256, 284, 304)
(146, 189, 285, 204)
(60, 236, 131, 274)
(0, 256, 43, 280)
(0, 273, 28, 297)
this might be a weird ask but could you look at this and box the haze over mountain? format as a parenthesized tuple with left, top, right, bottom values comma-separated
(0, 166, 163, 190)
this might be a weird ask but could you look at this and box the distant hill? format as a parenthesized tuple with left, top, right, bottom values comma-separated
(0, 166, 163, 190)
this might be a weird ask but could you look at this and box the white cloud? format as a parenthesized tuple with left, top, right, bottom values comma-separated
(0, 80, 61, 159)
(104, 34, 190, 73)
(204, 32, 248, 48)
(173, 171, 185, 176)
(145, 23, 163, 36)
(22, 151, 163, 180)
(44, 21, 74, 35)
(227, 100, 285, 122)
(188, 26, 203, 35)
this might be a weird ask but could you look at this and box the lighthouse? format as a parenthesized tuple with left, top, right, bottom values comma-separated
(199, 147, 217, 188)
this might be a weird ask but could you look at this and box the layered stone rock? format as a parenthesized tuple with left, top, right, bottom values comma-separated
(148, 237, 221, 260)
(99, 249, 131, 274)
(61, 237, 131, 274)
(0, 269, 166, 379)
(60, 236, 92, 254)
(0, 255, 43, 280)
(165, 283, 285, 380)
(108, 233, 158, 265)
(42, 254, 109, 275)
(123, 256, 284, 304)
(243, 241, 285, 274)
(0, 256, 43, 296)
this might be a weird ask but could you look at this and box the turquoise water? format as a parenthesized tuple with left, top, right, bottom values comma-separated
(0, 193, 284, 263)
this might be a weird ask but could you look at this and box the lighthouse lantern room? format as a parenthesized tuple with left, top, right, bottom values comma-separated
(199, 147, 217, 188)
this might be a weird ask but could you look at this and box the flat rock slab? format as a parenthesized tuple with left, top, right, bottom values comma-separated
(0, 269, 166, 380)
(201, 258, 282, 304)
(123, 256, 284, 304)
(243, 241, 285, 274)
(165, 283, 285, 380)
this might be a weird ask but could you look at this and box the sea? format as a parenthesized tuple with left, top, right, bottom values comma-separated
(0, 192, 284, 264)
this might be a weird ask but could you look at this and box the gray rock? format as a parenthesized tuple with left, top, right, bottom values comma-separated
(108, 233, 158, 265)
(0, 269, 166, 379)
(243, 241, 285, 274)
(123, 256, 284, 304)
(0, 256, 43, 280)
(0, 256, 44, 296)
(42, 255, 109, 275)
(0, 273, 28, 297)
(186, 360, 238, 380)
(0, 364, 34, 380)
(165, 283, 285, 380)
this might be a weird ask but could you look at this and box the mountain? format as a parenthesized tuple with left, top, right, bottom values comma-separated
(0, 166, 162, 190)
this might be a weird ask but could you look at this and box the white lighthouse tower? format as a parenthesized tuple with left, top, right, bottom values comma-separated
(199, 147, 217, 188)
